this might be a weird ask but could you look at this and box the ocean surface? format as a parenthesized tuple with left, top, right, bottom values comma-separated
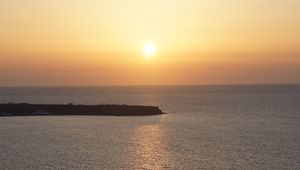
(0, 85, 299, 169)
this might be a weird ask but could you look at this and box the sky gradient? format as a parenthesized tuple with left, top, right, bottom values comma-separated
(1, 0, 299, 85)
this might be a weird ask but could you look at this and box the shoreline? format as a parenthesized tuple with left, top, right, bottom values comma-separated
(0, 103, 165, 116)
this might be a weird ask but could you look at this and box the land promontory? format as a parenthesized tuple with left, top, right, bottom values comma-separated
(0, 103, 165, 116)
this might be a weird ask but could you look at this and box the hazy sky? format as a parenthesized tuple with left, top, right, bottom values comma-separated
(0, 0, 299, 85)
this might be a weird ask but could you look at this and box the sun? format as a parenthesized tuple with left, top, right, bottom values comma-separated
(143, 42, 156, 57)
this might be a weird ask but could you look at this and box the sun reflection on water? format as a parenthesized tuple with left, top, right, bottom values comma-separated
(131, 116, 172, 169)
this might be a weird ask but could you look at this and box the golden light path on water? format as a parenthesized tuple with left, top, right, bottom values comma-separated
(131, 115, 172, 169)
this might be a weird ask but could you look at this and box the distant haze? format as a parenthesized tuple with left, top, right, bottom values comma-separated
(0, 0, 299, 85)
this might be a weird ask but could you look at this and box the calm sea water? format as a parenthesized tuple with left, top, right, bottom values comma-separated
(0, 85, 299, 169)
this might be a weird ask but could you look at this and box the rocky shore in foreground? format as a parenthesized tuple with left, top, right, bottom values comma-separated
(0, 103, 165, 116)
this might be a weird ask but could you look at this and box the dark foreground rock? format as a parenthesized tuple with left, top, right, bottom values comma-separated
(0, 103, 165, 116)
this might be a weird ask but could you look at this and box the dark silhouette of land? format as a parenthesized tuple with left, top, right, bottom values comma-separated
(0, 103, 165, 116)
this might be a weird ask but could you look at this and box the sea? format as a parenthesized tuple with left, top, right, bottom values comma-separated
(0, 85, 299, 169)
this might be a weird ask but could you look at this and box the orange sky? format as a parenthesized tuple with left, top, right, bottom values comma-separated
(0, 0, 299, 85)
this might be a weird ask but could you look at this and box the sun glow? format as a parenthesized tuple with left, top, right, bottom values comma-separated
(143, 42, 156, 57)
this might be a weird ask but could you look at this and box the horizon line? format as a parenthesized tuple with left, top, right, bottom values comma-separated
(0, 83, 299, 88)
